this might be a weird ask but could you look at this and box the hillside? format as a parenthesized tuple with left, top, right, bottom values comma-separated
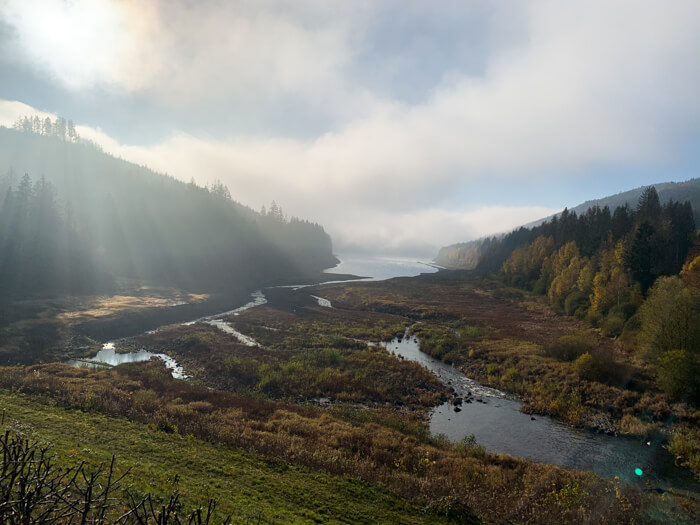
(530, 178, 700, 229)
(0, 389, 445, 524)
(434, 239, 483, 270)
(436, 179, 699, 269)
(0, 125, 337, 298)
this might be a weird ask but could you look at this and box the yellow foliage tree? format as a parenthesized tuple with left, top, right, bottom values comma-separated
(577, 261, 596, 294)
(681, 254, 700, 292)
(502, 236, 555, 287)
(590, 266, 631, 313)
(547, 242, 587, 309)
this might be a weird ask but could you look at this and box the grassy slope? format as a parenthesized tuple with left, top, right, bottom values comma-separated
(0, 391, 449, 525)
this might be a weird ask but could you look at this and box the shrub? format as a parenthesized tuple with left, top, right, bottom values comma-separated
(544, 334, 594, 361)
(573, 353, 602, 381)
(0, 430, 225, 523)
(532, 278, 548, 295)
(619, 313, 641, 345)
(574, 306, 589, 319)
(455, 434, 486, 457)
(656, 349, 700, 401)
(501, 366, 522, 391)
(585, 310, 602, 327)
(668, 425, 700, 478)
(600, 315, 625, 337)
(564, 290, 589, 316)
(618, 414, 656, 437)
(637, 276, 700, 361)
(609, 302, 637, 321)
(462, 325, 484, 338)
(224, 356, 260, 386)
(156, 420, 177, 433)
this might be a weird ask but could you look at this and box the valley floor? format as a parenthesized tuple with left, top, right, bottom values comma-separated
(0, 270, 698, 523)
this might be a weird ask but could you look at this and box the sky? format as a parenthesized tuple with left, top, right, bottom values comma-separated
(0, 0, 698, 258)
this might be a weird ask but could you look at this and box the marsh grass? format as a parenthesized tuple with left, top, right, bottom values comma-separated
(320, 278, 700, 471)
(0, 363, 678, 524)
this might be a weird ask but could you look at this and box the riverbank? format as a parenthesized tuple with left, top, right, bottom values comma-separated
(1, 361, 687, 524)
(318, 271, 700, 480)
(4, 264, 699, 522)
(0, 269, 361, 366)
(0, 389, 449, 524)
(109, 278, 698, 494)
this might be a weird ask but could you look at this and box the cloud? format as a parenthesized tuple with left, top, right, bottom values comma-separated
(1, 0, 384, 125)
(0, 103, 557, 256)
(0, 100, 55, 125)
(1, 0, 131, 90)
(0, 1, 698, 257)
(326, 206, 560, 257)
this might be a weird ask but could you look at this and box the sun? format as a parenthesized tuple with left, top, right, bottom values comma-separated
(4, 0, 128, 90)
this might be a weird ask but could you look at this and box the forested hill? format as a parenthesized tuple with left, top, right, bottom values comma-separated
(527, 178, 700, 229)
(476, 187, 696, 282)
(436, 179, 699, 269)
(473, 187, 700, 403)
(0, 123, 337, 298)
(434, 239, 483, 270)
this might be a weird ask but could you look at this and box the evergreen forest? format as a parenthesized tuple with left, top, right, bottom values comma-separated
(0, 122, 337, 299)
(474, 188, 699, 402)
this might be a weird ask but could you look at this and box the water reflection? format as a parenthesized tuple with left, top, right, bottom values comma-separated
(325, 254, 438, 281)
(382, 331, 698, 493)
(68, 342, 187, 379)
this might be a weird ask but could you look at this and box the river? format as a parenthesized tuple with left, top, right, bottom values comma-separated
(384, 329, 698, 493)
(324, 254, 439, 281)
(68, 255, 697, 492)
(67, 342, 188, 379)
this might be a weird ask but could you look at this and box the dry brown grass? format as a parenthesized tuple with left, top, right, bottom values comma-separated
(56, 292, 209, 322)
(0, 362, 679, 525)
(320, 276, 699, 441)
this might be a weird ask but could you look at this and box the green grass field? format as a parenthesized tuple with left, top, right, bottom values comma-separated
(0, 390, 454, 524)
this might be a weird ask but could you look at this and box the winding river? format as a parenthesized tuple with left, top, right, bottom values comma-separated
(68, 255, 697, 492)
(384, 330, 698, 493)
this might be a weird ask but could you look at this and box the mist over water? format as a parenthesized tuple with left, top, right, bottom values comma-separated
(324, 254, 438, 281)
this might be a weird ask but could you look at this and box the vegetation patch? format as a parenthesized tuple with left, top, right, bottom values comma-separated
(320, 274, 699, 473)
(0, 390, 444, 524)
(0, 363, 683, 524)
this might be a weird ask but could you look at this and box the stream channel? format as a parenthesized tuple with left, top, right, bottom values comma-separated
(68, 256, 697, 493)
(383, 329, 698, 493)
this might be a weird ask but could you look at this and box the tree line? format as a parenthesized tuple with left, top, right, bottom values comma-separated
(477, 187, 699, 402)
(0, 173, 105, 296)
(0, 124, 337, 299)
(13, 115, 79, 142)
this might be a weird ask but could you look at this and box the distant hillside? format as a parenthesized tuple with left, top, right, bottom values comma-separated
(436, 178, 699, 269)
(526, 178, 699, 229)
(435, 239, 484, 270)
(0, 125, 337, 298)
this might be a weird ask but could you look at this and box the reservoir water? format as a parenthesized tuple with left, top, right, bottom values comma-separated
(324, 254, 439, 281)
